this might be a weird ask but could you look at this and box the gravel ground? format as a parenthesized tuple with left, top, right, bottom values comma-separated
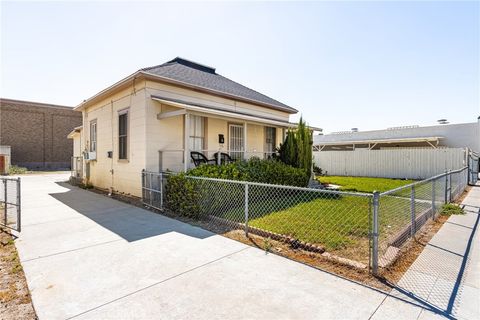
(0, 229, 36, 320)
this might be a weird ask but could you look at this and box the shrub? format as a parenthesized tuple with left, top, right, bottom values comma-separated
(277, 117, 313, 177)
(187, 157, 309, 187)
(165, 173, 202, 219)
(440, 203, 464, 216)
(164, 159, 309, 220)
(8, 165, 28, 175)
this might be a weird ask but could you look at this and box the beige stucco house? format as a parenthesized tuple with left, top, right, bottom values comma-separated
(70, 57, 299, 197)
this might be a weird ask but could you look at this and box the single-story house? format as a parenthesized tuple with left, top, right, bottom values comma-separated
(70, 57, 299, 196)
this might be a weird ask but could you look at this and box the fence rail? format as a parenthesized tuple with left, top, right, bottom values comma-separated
(142, 165, 470, 275)
(0, 177, 21, 232)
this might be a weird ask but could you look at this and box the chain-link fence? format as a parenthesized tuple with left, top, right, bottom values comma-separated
(468, 150, 479, 185)
(0, 177, 21, 232)
(142, 166, 469, 275)
(372, 167, 468, 275)
(142, 170, 374, 266)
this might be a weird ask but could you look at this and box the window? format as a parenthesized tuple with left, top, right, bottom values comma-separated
(118, 111, 128, 159)
(189, 115, 205, 152)
(265, 127, 276, 158)
(90, 120, 97, 152)
(229, 124, 244, 160)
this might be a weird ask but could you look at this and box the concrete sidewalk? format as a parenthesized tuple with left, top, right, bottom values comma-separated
(13, 173, 473, 319)
(373, 184, 480, 320)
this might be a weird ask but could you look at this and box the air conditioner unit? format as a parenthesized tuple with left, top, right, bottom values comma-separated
(83, 151, 97, 161)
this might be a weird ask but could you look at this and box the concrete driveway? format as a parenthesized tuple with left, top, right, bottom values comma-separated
(15, 173, 445, 320)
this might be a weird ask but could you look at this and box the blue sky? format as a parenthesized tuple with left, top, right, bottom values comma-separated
(1, 1, 478, 132)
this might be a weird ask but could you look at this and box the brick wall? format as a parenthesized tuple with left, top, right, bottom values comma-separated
(0, 98, 82, 170)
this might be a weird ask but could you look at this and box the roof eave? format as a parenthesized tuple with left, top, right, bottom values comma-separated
(75, 70, 298, 115)
(141, 71, 298, 114)
(74, 71, 142, 111)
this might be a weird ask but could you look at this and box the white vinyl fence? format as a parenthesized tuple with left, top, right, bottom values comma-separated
(313, 148, 467, 179)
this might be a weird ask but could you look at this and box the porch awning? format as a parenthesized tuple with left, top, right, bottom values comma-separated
(152, 95, 297, 128)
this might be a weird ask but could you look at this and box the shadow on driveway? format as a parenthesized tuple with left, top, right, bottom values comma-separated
(49, 182, 213, 242)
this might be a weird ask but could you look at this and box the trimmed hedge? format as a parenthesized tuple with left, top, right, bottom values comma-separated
(187, 157, 309, 187)
(164, 158, 310, 219)
(165, 173, 202, 219)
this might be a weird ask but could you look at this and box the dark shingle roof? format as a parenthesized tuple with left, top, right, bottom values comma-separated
(141, 57, 297, 113)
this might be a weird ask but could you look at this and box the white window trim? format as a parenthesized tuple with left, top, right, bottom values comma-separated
(189, 115, 205, 152)
(90, 119, 97, 152)
(118, 108, 129, 160)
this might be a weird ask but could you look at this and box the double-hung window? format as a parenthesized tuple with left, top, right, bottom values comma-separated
(90, 120, 97, 152)
(118, 110, 128, 160)
(265, 127, 276, 157)
(189, 115, 205, 152)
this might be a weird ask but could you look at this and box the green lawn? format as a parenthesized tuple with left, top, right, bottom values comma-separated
(217, 189, 428, 262)
(202, 176, 431, 263)
(317, 176, 415, 193)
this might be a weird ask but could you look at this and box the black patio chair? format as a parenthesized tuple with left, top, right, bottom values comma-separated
(190, 151, 216, 167)
(213, 152, 234, 165)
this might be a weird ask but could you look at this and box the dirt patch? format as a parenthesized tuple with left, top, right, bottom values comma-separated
(454, 185, 471, 204)
(224, 229, 390, 290)
(378, 214, 449, 283)
(0, 229, 36, 319)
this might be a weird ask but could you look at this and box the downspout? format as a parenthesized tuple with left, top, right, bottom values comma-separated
(109, 100, 114, 196)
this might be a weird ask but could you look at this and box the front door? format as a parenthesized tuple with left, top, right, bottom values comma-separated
(229, 124, 244, 160)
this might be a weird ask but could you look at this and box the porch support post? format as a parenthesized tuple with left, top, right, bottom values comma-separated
(184, 113, 190, 172)
(243, 121, 247, 160)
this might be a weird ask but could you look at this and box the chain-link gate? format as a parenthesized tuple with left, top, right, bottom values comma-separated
(0, 177, 21, 232)
(468, 150, 479, 185)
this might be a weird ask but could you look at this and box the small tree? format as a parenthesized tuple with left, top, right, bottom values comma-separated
(277, 117, 313, 177)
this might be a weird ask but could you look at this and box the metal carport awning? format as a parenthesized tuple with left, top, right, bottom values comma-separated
(152, 95, 296, 128)
(313, 136, 444, 151)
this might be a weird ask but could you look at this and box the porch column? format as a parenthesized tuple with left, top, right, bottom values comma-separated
(184, 113, 190, 172)
(244, 122, 248, 160)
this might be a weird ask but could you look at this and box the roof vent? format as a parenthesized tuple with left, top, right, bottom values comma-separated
(169, 57, 216, 74)
(351, 128, 358, 132)
(387, 125, 419, 130)
(437, 119, 449, 125)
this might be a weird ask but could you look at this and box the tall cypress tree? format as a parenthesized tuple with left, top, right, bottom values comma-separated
(278, 117, 313, 177)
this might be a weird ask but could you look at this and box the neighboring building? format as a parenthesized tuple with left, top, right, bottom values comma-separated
(314, 119, 480, 152)
(0, 98, 82, 170)
(313, 119, 480, 179)
(72, 57, 298, 196)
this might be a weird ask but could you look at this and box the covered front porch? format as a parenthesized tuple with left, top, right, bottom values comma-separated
(151, 96, 295, 172)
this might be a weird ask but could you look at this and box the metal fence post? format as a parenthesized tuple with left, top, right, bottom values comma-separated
(16, 178, 21, 232)
(244, 183, 249, 236)
(141, 169, 145, 203)
(410, 185, 416, 238)
(149, 172, 153, 207)
(431, 179, 436, 220)
(449, 171, 452, 201)
(372, 191, 380, 275)
(159, 172, 164, 210)
(3, 180, 7, 226)
(444, 172, 448, 204)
